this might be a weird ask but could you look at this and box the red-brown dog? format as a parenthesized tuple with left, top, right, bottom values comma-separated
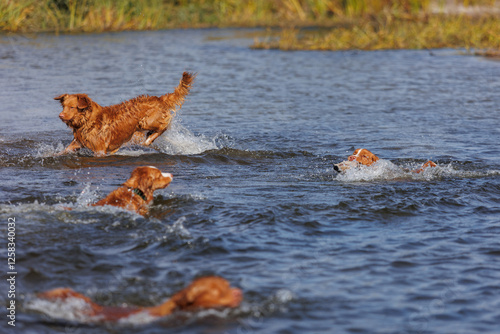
(92, 166, 172, 215)
(334, 148, 437, 173)
(38, 276, 242, 322)
(55, 72, 195, 156)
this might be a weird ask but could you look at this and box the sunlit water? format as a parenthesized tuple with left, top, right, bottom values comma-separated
(1, 29, 500, 334)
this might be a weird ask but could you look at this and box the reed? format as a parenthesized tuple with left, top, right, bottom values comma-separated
(0, 0, 432, 33)
(252, 13, 500, 51)
(1, 0, 500, 56)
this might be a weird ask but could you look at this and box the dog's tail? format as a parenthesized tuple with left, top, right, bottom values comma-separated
(161, 71, 196, 112)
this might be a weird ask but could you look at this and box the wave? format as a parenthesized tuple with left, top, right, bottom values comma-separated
(334, 159, 500, 182)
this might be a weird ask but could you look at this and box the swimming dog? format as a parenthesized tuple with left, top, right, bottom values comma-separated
(334, 148, 436, 173)
(38, 276, 242, 322)
(92, 166, 173, 215)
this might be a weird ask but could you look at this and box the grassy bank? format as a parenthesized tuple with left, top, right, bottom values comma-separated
(1, 0, 500, 54)
(252, 14, 500, 52)
(0, 0, 452, 33)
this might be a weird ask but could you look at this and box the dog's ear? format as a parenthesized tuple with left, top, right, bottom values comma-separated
(77, 94, 91, 110)
(123, 174, 140, 189)
(54, 94, 68, 102)
(123, 168, 151, 190)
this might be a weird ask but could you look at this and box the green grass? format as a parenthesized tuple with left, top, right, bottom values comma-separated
(1, 0, 500, 55)
(252, 14, 500, 51)
(0, 0, 431, 33)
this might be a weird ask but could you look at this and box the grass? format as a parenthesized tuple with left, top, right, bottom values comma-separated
(0, 0, 442, 33)
(1, 0, 500, 54)
(252, 13, 500, 52)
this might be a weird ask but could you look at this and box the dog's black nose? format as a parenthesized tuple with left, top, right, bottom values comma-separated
(333, 165, 340, 173)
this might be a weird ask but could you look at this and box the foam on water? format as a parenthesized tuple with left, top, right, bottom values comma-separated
(238, 288, 294, 319)
(117, 310, 157, 326)
(335, 159, 464, 182)
(0, 201, 51, 216)
(149, 120, 218, 155)
(26, 296, 159, 325)
(26, 297, 99, 323)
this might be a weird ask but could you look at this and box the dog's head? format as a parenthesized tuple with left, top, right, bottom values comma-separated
(334, 148, 380, 172)
(172, 276, 242, 310)
(123, 166, 173, 201)
(54, 94, 93, 129)
(348, 148, 379, 166)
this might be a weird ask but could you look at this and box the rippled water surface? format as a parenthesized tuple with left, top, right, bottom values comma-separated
(1, 29, 500, 333)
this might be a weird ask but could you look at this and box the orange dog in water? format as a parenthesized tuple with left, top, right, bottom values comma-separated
(334, 148, 437, 173)
(92, 166, 173, 215)
(38, 276, 242, 322)
(55, 72, 195, 156)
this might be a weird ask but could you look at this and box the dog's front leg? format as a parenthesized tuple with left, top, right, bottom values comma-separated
(144, 132, 161, 146)
(57, 139, 82, 156)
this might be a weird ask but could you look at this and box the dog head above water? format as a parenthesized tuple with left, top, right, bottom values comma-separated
(334, 148, 380, 173)
(348, 148, 379, 166)
(123, 166, 173, 201)
(54, 93, 93, 129)
(167, 276, 243, 313)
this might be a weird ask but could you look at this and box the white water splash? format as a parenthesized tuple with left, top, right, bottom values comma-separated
(117, 310, 157, 326)
(166, 216, 192, 239)
(335, 159, 460, 182)
(150, 120, 218, 155)
(26, 296, 159, 325)
(25, 297, 99, 323)
(336, 159, 403, 182)
(237, 288, 293, 319)
(75, 183, 101, 206)
(34, 142, 66, 158)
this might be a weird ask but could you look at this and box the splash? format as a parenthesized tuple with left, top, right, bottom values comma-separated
(149, 120, 218, 155)
(237, 288, 293, 319)
(26, 296, 158, 325)
(335, 159, 458, 182)
(34, 142, 66, 158)
(75, 183, 101, 206)
(166, 216, 192, 239)
(25, 297, 98, 323)
(117, 310, 157, 325)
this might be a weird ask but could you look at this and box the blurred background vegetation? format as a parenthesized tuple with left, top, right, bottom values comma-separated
(1, 0, 499, 52)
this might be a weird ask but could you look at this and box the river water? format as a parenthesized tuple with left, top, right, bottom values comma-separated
(1, 29, 499, 334)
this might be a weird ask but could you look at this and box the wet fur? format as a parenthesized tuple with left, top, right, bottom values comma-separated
(92, 166, 173, 216)
(55, 72, 195, 156)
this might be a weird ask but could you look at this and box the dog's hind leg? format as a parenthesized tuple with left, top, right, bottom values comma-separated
(140, 115, 172, 146)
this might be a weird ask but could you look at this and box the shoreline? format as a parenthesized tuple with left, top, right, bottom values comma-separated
(2, 1, 500, 54)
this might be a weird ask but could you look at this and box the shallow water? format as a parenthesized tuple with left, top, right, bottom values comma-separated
(1, 29, 500, 333)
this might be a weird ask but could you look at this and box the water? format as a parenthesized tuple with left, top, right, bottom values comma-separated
(1, 29, 500, 334)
